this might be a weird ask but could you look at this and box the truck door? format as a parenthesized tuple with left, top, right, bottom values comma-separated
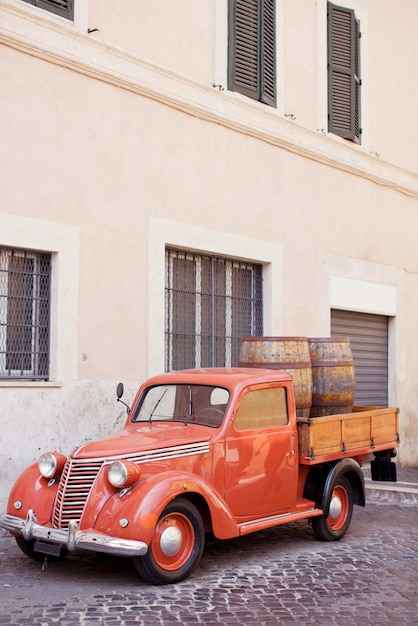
(224, 384, 298, 518)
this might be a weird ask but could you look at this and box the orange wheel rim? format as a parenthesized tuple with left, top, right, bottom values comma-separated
(151, 512, 195, 571)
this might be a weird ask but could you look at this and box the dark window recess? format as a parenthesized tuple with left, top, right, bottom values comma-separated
(228, 0, 276, 107)
(165, 249, 263, 371)
(21, 0, 74, 21)
(328, 2, 361, 143)
(0, 247, 51, 380)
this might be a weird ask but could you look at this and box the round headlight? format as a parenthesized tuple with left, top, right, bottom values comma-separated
(108, 461, 141, 488)
(38, 452, 66, 479)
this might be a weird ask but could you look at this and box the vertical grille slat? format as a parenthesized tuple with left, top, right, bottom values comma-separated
(53, 459, 104, 529)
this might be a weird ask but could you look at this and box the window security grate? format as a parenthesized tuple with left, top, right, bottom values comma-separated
(0, 247, 51, 380)
(165, 249, 263, 371)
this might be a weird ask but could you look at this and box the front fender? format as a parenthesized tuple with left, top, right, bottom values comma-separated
(6, 463, 60, 525)
(92, 471, 238, 545)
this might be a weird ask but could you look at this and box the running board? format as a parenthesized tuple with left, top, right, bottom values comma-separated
(238, 508, 323, 536)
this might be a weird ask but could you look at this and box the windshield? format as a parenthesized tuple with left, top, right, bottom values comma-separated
(131, 384, 230, 428)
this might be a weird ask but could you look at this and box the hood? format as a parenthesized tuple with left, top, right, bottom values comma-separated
(71, 422, 212, 460)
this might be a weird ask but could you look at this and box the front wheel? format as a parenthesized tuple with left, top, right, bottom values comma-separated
(133, 498, 204, 585)
(312, 476, 353, 541)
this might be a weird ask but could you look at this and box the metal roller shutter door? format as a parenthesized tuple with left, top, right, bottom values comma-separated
(331, 309, 388, 406)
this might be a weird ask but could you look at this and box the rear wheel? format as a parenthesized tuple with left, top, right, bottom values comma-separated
(312, 476, 353, 541)
(133, 498, 204, 585)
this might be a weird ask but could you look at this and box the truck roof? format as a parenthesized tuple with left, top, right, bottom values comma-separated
(143, 367, 292, 389)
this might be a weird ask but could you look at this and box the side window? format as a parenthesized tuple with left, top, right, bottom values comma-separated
(234, 387, 288, 431)
(21, 0, 74, 21)
(328, 2, 361, 143)
(228, 0, 276, 107)
(0, 247, 51, 380)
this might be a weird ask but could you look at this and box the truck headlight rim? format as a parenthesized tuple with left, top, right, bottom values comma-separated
(108, 460, 141, 489)
(38, 452, 66, 479)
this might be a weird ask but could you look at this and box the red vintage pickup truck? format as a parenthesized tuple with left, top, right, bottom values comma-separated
(0, 368, 399, 584)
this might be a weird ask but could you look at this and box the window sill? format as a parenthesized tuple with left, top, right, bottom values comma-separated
(0, 380, 63, 388)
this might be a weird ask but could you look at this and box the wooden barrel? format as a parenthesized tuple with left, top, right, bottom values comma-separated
(308, 337, 356, 417)
(239, 336, 312, 418)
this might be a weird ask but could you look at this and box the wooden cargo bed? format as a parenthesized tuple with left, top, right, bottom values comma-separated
(297, 406, 400, 464)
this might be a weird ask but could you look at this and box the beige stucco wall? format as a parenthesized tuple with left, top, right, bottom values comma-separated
(88, 0, 216, 86)
(85, 0, 418, 170)
(1, 0, 418, 509)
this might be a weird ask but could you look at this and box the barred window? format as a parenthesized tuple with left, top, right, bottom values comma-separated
(165, 249, 263, 371)
(0, 247, 51, 380)
(21, 0, 74, 21)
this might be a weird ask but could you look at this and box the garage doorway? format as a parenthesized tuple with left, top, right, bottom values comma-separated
(331, 309, 388, 406)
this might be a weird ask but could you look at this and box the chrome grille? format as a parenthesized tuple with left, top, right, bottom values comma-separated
(53, 459, 104, 529)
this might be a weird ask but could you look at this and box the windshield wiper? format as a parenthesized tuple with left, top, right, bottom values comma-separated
(149, 389, 167, 422)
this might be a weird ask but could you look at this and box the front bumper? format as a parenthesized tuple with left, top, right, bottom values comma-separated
(0, 510, 148, 557)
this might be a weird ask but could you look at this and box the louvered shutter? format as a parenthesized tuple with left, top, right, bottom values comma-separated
(228, 0, 276, 107)
(260, 0, 276, 106)
(22, 0, 74, 20)
(328, 2, 361, 143)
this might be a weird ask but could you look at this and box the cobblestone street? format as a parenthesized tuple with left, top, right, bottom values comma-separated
(1, 493, 417, 625)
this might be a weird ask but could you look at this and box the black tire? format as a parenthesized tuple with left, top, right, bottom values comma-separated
(133, 498, 204, 585)
(15, 536, 45, 561)
(312, 476, 353, 541)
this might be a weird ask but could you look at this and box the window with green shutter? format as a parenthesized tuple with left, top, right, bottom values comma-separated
(228, 0, 276, 107)
(328, 2, 361, 143)
(21, 0, 74, 21)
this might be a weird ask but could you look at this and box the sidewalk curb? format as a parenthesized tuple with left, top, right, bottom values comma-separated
(365, 480, 418, 505)
(364, 462, 418, 506)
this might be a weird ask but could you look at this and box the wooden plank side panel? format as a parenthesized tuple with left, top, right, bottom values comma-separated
(372, 411, 399, 445)
(298, 407, 399, 461)
(344, 415, 371, 450)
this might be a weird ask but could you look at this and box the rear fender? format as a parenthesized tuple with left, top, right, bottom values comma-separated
(93, 470, 238, 544)
(304, 458, 365, 518)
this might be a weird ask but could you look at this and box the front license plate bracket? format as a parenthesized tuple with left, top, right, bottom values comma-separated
(34, 540, 62, 558)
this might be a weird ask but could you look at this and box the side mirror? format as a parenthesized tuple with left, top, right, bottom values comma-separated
(116, 382, 130, 414)
(116, 382, 124, 400)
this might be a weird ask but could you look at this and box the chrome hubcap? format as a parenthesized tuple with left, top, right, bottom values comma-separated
(329, 494, 342, 519)
(159, 526, 182, 556)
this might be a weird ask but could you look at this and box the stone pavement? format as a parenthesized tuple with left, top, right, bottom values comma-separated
(0, 466, 417, 626)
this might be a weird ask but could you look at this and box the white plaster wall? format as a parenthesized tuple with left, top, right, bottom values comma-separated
(0, 380, 137, 510)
